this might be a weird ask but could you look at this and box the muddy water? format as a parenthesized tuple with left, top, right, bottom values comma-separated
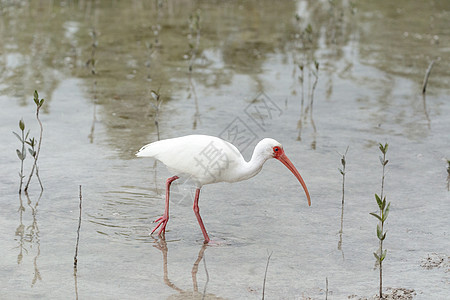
(1, 1, 449, 299)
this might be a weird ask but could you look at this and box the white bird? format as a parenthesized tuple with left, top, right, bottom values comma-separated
(136, 134, 311, 243)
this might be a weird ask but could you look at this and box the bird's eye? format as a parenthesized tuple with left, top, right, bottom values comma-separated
(274, 147, 279, 152)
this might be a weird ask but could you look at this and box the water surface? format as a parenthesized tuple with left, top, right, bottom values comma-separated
(0, 1, 449, 299)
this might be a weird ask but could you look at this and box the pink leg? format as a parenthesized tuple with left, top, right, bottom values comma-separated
(152, 176, 179, 236)
(193, 188, 210, 243)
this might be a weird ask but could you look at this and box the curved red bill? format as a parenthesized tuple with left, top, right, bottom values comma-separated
(276, 153, 311, 206)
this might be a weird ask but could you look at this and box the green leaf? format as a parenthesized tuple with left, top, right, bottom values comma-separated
(28, 148, 36, 157)
(25, 137, 35, 147)
(34, 90, 39, 105)
(377, 224, 383, 240)
(39, 99, 44, 107)
(370, 212, 382, 221)
(19, 119, 25, 131)
(25, 130, 30, 141)
(384, 202, 391, 220)
(150, 90, 160, 102)
(16, 149, 25, 161)
(375, 194, 382, 208)
(13, 132, 23, 142)
(380, 232, 387, 241)
(384, 159, 389, 166)
(373, 252, 380, 261)
(382, 197, 386, 210)
(380, 249, 387, 261)
(379, 143, 388, 154)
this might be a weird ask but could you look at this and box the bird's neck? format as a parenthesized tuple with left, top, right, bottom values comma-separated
(236, 148, 270, 182)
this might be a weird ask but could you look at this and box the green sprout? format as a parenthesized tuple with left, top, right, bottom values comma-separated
(13, 119, 30, 193)
(24, 90, 44, 192)
(369, 143, 391, 299)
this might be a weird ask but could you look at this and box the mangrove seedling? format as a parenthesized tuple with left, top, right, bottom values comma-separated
(338, 146, 349, 255)
(24, 90, 44, 192)
(370, 194, 390, 299)
(26, 137, 43, 189)
(262, 251, 273, 300)
(299, 63, 305, 108)
(13, 118, 29, 193)
(369, 143, 391, 299)
(310, 60, 319, 131)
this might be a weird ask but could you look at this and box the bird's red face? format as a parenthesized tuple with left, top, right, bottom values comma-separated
(273, 146, 311, 206)
(272, 146, 283, 158)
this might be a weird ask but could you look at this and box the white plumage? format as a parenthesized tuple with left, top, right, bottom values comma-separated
(137, 135, 282, 186)
(136, 134, 310, 243)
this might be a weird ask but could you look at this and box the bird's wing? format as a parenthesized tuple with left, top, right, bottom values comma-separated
(136, 135, 245, 185)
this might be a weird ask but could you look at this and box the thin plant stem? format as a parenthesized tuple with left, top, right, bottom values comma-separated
(421, 60, 434, 127)
(379, 149, 386, 299)
(338, 147, 349, 257)
(300, 62, 304, 110)
(25, 92, 44, 192)
(262, 251, 273, 300)
(422, 60, 435, 94)
(371, 143, 390, 299)
(19, 128, 25, 192)
(14, 119, 29, 194)
(74, 185, 83, 268)
(18, 124, 26, 193)
(310, 61, 319, 133)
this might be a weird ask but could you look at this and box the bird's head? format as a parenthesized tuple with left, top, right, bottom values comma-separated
(255, 138, 284, 158)
(258, 138, 311, 206)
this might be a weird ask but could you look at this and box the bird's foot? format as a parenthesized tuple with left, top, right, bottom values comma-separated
(151, 215, 168, 236)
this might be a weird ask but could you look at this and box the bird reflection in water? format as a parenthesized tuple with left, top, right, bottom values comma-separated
(152, 236, 225, 300)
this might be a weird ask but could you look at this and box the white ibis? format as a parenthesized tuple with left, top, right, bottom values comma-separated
(136, 134, 311, 243)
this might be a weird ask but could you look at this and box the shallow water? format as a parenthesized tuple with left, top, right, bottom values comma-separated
(0, 1, 449, 299)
